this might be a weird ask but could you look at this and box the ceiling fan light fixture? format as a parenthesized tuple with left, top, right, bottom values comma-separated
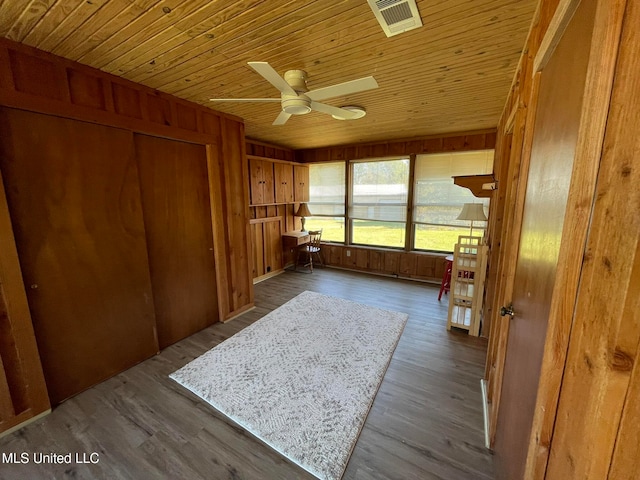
(332, 106, 367, 120)
(282, 95, 312, 115)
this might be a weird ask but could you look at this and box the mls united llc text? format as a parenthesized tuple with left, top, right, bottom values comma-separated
(2, 452, 100, 464)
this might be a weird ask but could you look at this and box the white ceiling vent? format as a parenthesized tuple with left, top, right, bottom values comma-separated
(367, 0, 423, 37)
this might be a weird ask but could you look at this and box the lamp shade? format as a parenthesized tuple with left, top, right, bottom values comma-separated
(456, 203, 487, 222)
(295, 203, 312, 217)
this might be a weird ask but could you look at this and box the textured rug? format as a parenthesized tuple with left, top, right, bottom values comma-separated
(170, 291, 408, 480)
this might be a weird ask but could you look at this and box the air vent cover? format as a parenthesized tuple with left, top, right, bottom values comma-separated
(367, 0, 423, 37)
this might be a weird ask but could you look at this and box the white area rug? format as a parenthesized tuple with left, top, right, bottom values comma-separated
(170, 291, 408, 480)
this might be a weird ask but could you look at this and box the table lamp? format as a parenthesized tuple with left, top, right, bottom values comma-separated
(295, 203, 312, 232)
(456, 203, 487, 237)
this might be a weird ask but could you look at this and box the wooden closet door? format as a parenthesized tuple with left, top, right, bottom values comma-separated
(134, 134, 218, 349)
(0, 108, 158, 404)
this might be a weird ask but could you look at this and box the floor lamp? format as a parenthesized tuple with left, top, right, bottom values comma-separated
(295, 203, 312, 232)
(456, 203, 487, 238)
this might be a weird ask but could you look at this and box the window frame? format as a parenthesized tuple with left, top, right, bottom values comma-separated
(306, 149, 494, 253)
(306, 161, 348, 244)
(411, 151, 493, 252)
(348, 157, 411, 250)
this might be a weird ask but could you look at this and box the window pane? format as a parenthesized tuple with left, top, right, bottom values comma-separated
(306, 203, 344, 216)
(351, 159, 409, 222)
(309, 162, 345, 215)
(413, 150, 493, 252)
(351, 220, 405, 248)
(414, 204, 488, 227)
(305, 217, 345, 243)
(414, 224, 484, 252)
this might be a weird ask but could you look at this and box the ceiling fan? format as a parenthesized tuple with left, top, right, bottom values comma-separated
(210, 62, 378, 125)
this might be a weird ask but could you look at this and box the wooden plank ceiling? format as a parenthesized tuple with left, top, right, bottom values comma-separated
(0, 0, 537, 150)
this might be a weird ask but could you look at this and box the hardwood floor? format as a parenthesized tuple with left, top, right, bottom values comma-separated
(0, 269, 494, 480)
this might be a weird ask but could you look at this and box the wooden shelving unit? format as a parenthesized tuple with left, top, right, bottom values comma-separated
(447, 236, 488, 336)
(247, 154, 309, 206)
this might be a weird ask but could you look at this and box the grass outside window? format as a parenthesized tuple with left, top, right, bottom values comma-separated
(413, 224, 482, 252)
(351, 220, 405, 249)
(305, 217, 345, 243)
(305, 218, 485, 253)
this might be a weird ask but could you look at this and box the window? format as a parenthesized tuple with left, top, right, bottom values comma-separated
(307, 161, 345, 243)
(350, 158, 410, 248)
(413, 151, 493, 251)
(306, 150, 493, 252)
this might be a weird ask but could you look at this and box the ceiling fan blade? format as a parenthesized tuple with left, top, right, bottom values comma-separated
(209, 98, 281, 102)
(310, 101, 358, 119)
(306, 76, 378, 101)
(248, 62, 297, 96)
(272, 110, 292, 125)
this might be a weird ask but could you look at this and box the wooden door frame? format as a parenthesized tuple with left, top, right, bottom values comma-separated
(0, 168, 50, 435)
(486, 73, 540, 445)
(484, 0, 627, 471)
(485, 20, 544, 443)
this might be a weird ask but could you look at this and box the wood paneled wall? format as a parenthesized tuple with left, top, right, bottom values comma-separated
(246, 138, 295, 162)
(543, 0, 638, 477)
(295, 130, 496, 163)
(212, 119, 254, 314)
(322, 245, 448, 284)
(0, 39, 253, 433)
(250, 216, 284, 279)
(0, 37, 253, 322)
(0, 38, 241, 145)
(484, 0, 638, 479)
(247, 140, 302, 277)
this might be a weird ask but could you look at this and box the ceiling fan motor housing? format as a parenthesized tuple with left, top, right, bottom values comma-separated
(283, 69, 309, 92)
(281, 70, 312, 115)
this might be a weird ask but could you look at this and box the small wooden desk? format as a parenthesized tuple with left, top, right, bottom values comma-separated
(282, 231, 310, 270)
(282, 231, 310, 249)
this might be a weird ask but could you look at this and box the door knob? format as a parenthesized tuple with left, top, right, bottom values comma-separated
(500, 304, 515, 317)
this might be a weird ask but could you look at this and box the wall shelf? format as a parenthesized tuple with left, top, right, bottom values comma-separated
(453, 174, 495, 198)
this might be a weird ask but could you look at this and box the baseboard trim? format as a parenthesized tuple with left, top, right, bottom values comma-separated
(324, 265, 441, 285)
(0, 409, 51, 439)
(253, 269, 284, 284)
(222, 304, 256, 323)
(480, 378, 491, 450)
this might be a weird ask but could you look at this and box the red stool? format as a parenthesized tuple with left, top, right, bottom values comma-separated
(438, 255, 454, 301)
